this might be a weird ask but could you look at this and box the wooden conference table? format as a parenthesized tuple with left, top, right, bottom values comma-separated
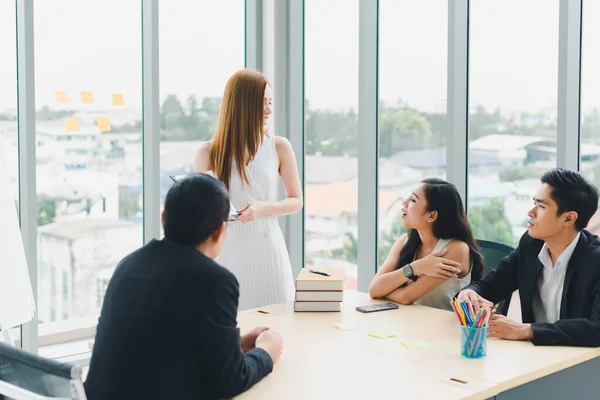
(234, 292, 600, 400)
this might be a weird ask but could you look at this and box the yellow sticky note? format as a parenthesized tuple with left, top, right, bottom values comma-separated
(65, 118, 80, 132)
(402, 340, 429, 348)
(81, 91, 95, 104)
(111, 93, 125, 106)
(368, 329, 395, 339)
(335, 323, 356, 331)
(54, 91, 69, 103)
(96, 118, 112, 132)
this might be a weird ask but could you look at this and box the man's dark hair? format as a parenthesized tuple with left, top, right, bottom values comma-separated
(163, 173, 230, 247)
(540, 167, 599, 231)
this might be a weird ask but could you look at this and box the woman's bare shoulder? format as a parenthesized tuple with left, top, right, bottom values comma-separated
(194, 141, 213, 172)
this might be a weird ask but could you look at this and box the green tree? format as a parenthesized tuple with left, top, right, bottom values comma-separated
(582, 107, 600, 143)
(110, 120, 141, 133)
(160, 95, 187, 141)
(159, 94, 221, 142)
(0, 113, 16, 121)
(468, 199, 514, 246)
(499, 165, 539, 182)
(379, 216, 408, 263)
(469, 106, 507, 140)
(37, 198, 56, 226)
(305, 108, 359, 156)
(379, 101, 433, 156)
(36, 105, 75, 121)
(331, 232, 358, 264)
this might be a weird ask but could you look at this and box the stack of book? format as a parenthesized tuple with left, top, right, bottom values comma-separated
(294, 267, 345, 312)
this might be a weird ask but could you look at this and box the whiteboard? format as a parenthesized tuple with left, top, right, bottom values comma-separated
(0, 136, 35, 331)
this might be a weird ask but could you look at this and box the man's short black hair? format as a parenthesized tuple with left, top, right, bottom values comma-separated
(163, 173, 230, 247)
(540, 167, 599, 231)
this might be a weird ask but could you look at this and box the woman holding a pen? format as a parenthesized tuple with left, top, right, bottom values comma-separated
(193, 69, 303, 310)
(368, 178, 484, 311)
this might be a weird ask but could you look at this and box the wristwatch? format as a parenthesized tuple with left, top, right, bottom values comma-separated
(403, 263, 416, 281)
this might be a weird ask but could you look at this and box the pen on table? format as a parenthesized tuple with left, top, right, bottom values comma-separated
(309, 269, 331, 277)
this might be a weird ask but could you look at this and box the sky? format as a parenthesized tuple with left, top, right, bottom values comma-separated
(0, 0, 599, 115)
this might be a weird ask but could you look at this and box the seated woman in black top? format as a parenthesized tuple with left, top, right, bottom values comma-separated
(85, 173, 283, 400)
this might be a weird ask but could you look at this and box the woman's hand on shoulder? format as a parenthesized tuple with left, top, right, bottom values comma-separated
(444, 240, 471, 277)
(194, 141, 212, 173)
(411, 247, 461, 280)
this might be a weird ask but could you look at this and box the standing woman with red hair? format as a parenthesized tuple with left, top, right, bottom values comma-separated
(194, 69, 303, 310)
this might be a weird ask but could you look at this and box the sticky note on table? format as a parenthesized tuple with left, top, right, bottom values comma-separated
(65, 118, 80, 132)
(368, 329, 395, 339)
(335, 323, 356, 331)
(96, 117, 112, 132)
(111, 93, 124, 106)
(81, 91, 95, 104)
(402, 340, 429, 348)
(54, 91, 69, 103)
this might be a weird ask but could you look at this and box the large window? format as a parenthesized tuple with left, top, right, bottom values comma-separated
(0, 0, 19, 343)
(159, 0, 245, 213)
(581, 1, 600, 233)
(34, 1, 142, 356)
(468, 0, 559, 246)
(378, 0, 447, 265)
(304, 0, 359, 291)
(0, 1, 18, 202)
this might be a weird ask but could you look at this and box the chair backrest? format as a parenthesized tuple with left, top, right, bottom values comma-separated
(0, 342, 86, 400)
(476, 239, 516, 316)
(477, 239, 515, 276)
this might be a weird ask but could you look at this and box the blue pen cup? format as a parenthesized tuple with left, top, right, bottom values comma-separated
(460, 325, 487, 359)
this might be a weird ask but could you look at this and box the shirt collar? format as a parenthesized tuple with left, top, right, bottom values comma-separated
(538, 231, 581, 269)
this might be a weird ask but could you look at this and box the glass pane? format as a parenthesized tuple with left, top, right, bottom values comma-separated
(304, 0, 359, 291)
(468, 0, 559, 246)
(0, 2, 18, 203)
(0, 0, 20, 344)
(34, 1, 142, 357)
(159, 0, 244, 225)
(581, 1, 600, 232)
(378, 0, 447, 267)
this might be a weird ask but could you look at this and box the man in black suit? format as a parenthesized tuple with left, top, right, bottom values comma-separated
(458, 168, 600, 347)
(85, 174, 283, 399)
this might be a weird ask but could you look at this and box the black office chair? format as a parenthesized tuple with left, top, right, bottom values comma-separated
(477, 239, 515, 316)
(0, 342, 86, 400)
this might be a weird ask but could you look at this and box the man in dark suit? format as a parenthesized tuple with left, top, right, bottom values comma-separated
(85, 174, 283, 399)
(459, 168, 600, 347)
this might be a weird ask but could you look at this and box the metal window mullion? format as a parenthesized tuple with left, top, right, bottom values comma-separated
(447, 0, 469, 207)
(142, 0, 160, 244)
(286, 0, 304, 278)
(245, 0, 263, 71)
(17, 0, 38, 353)
(557, 0, 582, 170)
(357, 0, 378, 291)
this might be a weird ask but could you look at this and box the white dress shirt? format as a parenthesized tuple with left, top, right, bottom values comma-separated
(532, 232, 580, 323)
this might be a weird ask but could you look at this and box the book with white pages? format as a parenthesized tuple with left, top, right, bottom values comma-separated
(294, 301, 342, 312)
(295, 291, 344, 302)
(295, 267, 345, 291)
(169, 173, 240, 221)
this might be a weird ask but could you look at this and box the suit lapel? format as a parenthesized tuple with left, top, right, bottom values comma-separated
(522, 256, 543, 322)
(560, 233, 588, 318)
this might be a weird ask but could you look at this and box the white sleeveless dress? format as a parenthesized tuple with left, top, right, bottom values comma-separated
(413, 238, 472, 311)
(216, 133, 295, 310)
